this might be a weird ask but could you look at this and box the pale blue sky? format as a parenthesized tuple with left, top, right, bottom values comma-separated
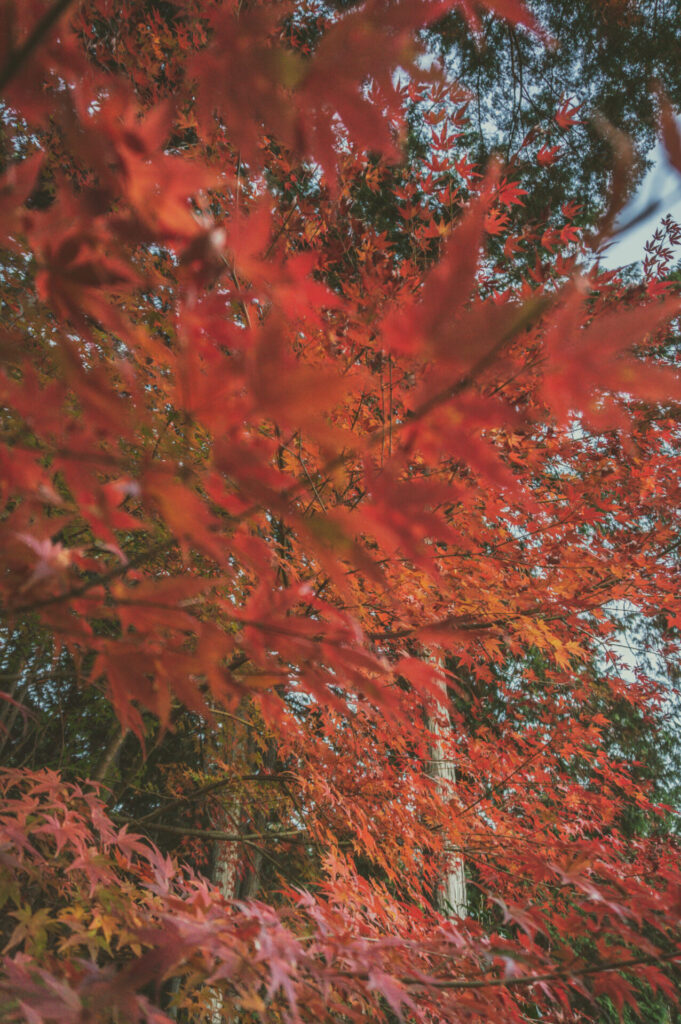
(601, 140, 681, 271)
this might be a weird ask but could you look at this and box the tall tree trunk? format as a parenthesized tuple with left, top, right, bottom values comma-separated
(208, 719, 245, 1024)
(211, 796, 242, 897)
(427, 670, 466, 917)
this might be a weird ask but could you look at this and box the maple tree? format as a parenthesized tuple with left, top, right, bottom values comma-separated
(1, 0, 681, 1022)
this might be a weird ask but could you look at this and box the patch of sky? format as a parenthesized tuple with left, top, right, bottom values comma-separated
(601, 136, 681, 271)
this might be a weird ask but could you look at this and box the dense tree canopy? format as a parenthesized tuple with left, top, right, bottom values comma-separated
(1, 1, 681, 1022)
(426, 0, 681, 223)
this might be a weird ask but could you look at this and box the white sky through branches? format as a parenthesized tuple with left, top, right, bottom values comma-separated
(602, 140, 681, 271)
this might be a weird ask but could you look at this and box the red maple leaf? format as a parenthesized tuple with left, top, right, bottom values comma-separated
(556, 98, 584, 130)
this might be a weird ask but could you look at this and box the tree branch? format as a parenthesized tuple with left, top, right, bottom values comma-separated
(135, 773, 295, 825)
(112, 815, 308, 843)
(337, 949, 681, 992)
(0, 0, 77, 94)
(93, 726, 128, 782)
(10, 539, 175, 616)
(233, 296, 551, 527)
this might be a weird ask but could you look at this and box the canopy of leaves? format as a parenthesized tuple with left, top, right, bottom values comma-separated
(425, 0, 681, 224)
(0, 1, 680, 1022)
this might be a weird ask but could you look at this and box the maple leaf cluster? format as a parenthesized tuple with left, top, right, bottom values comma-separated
(0, 0, 681, 1022)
